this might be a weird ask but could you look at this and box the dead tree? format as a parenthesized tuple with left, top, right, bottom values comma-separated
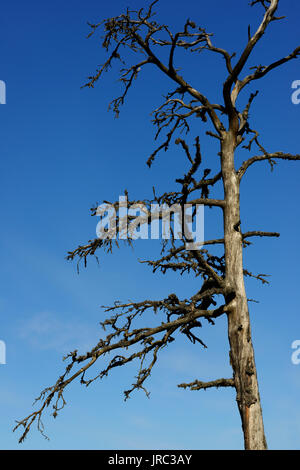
(14, 0, 300, 449)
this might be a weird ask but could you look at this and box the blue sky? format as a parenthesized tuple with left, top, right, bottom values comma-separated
(0, 0, 299, 450)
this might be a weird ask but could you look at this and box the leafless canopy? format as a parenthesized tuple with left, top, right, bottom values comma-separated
(14, 0, 299, 444)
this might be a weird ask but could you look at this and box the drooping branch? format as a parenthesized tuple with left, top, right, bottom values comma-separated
(141, 247, 226, 285)
(84, 1, 226, 139)
(66, 132, 226, 271)
(14, 292, 228, 443)
(66, 192, 225, 270)
(147, 116, 183, 167)
(152, 98, 225, 142)
(140, 241, 225, 275)
(108, 58, 152, 117)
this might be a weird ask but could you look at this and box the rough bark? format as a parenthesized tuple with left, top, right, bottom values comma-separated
(222, 124, 267, 450)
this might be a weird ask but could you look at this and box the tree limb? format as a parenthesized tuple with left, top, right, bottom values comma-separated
(238, 152, 300, 179)
(178, 378, 235, 390)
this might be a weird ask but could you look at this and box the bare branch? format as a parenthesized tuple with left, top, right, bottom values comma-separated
(187, 197, 225, 208)
(243, 269, 270, 285)
(84, 3, 226, 135)
(237, 90, 259, 138)
(147, 116, 182, 167)
(14, 297, 228, 443)
(201, 33, 234, 74)
(233, 46, 300, 98)
(242, 231, 280, 240)
(238, 152, 300, 179)
(223, 0, 279, 113)
(178, 378, 235, 390)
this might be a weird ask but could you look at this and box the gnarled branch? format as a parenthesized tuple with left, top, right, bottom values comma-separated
(178, 378, 235, 391)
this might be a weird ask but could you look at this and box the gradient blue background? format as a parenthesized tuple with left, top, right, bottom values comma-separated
(0, 0, 299, 450)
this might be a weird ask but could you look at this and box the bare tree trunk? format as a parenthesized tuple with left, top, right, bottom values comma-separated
(221, 128, 267, 450)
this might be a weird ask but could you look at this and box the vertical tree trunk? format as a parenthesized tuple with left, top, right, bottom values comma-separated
(221, 129, 267, 450)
